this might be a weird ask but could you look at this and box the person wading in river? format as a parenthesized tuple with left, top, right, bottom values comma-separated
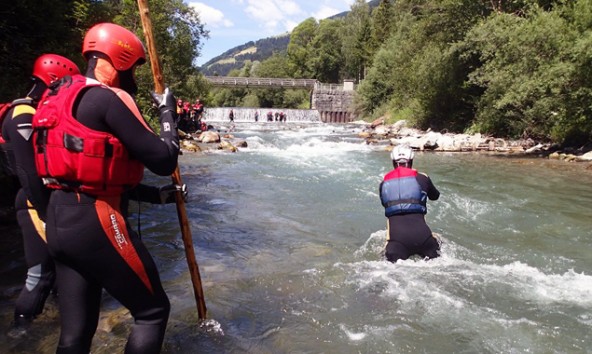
(379, 145, 441, 263)
(1, 54, 80, 333)
(32, 23, 180, 353)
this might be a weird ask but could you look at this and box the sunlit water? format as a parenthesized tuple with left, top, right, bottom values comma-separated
(1, 122, 591, 353)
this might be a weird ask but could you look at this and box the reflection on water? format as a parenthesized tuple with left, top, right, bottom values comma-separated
(1, 122, 591, 353)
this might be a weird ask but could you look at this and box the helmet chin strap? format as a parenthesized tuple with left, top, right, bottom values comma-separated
(26, 79, 48, 102)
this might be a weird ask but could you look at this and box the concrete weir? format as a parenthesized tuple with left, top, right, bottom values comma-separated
(311, 80, 356, 123)
(204, 77, 357, 123)
(203, 107, 321, 123)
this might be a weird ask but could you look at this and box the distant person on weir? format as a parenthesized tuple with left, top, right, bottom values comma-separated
(379, 145, 441, 263)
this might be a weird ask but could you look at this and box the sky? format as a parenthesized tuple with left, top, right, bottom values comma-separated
(187, 0, 357, 66)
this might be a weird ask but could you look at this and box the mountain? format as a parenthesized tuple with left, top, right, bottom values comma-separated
(199, 0, 381, 77)
(200, 34, 290, 76)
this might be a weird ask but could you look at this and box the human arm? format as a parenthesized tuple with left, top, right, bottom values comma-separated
(2, 107, 50, 220)
(378, 180, 387, 207)
(128, 182, 187, 204)
(418, 173, 440, 200)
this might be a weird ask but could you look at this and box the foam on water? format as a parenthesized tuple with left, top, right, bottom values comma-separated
(296, 230, 589, 352)
(350, 231, 592, 308)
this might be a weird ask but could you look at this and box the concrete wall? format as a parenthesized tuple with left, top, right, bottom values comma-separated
(311, 81, 356, 123)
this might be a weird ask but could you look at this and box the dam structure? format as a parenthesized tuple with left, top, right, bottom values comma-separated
(202, 107, 321, 123)
(204, 77, 356, 123)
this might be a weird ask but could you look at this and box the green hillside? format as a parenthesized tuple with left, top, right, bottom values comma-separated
(200, 0, 380, 76)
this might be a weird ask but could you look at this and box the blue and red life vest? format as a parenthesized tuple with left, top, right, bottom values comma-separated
(380, 167, 427, 217)
(32, 75, 144, 196)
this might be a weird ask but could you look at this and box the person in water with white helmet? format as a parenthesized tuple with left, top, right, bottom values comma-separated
(379, 145, 441, 263)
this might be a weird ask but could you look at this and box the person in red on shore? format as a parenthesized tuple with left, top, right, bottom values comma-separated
(183, 100, 191, 117)
(1, 54, 80, 332)
(379, 145, 441, 263)
(32, 23, 179, 353)
(192, 98, 204, 131)
(193, 98, 203, 119)
(176, 98, 184, 117)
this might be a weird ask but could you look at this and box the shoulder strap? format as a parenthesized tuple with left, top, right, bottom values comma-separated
(11, 98, 34, 106)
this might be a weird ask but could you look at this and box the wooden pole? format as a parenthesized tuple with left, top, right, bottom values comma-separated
(137, 0, 207, 320)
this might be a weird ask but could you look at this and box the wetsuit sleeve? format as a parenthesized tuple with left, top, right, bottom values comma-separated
(417, 173, 440, 201)
(128, 183, 161, 204)
(75, 87, 179, 176)
(2, 108, 50, 220)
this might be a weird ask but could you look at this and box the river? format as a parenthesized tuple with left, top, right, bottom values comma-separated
(1, 121, 591, 353)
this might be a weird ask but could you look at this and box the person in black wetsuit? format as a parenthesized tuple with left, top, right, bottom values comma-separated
(1, 54, 80, 331)
(33, 23, 181, 354)
(379, 145, 441, 263)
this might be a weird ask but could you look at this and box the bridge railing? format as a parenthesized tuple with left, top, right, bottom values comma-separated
(205, 76, 317, 88)
(314, 82, 357, 92)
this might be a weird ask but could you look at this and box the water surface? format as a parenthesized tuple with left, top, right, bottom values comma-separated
(1, 122, 591, 353)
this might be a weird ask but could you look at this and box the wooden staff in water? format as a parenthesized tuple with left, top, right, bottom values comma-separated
(137, 0, 207, 320)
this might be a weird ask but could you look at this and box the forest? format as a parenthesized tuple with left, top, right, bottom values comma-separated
(1, 0, 592, 146)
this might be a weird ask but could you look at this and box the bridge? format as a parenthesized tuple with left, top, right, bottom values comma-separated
(204, 76, 356, 123)
(204, 76, 317, 89)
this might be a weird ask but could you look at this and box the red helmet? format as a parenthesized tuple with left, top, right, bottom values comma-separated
(82, 23, 146, 71)
(32, 54, 80, 86)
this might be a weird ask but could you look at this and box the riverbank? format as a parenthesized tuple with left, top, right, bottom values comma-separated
(357, 118, 592, 163)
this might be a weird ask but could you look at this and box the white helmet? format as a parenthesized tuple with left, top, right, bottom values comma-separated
(390, 145, 414, 163)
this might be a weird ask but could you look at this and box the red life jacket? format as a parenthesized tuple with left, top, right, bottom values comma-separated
(32, 75, 144, 196)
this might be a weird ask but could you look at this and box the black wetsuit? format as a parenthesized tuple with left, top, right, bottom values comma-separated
(2, 101, 55, 324)
(43, 83, 179, 354)
(380, 168, 440, 263)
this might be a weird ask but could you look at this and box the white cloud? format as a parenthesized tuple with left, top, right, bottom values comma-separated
(284, 19, 299, 32)
(275, 0, 302, 16)
(244, 0, 304, 32)
(312, 5, 343, 20)
(190, 2, 234, 28)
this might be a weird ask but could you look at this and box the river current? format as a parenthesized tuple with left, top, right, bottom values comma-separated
(1, 121, 591, 353)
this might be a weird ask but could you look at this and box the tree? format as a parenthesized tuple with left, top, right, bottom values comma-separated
(115, 0, 209, 121)
(357, 0, 492, 130)
(0, 0, 96, 100)
(0, 0, 209, 129)
(251, 54, 291, 107)
(341, 0, 373, 82)
(310, 19, 344, 83)
(287, 17, 318, 78)
(452, 1, 592, 144)
(371, 0, 394, 54)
